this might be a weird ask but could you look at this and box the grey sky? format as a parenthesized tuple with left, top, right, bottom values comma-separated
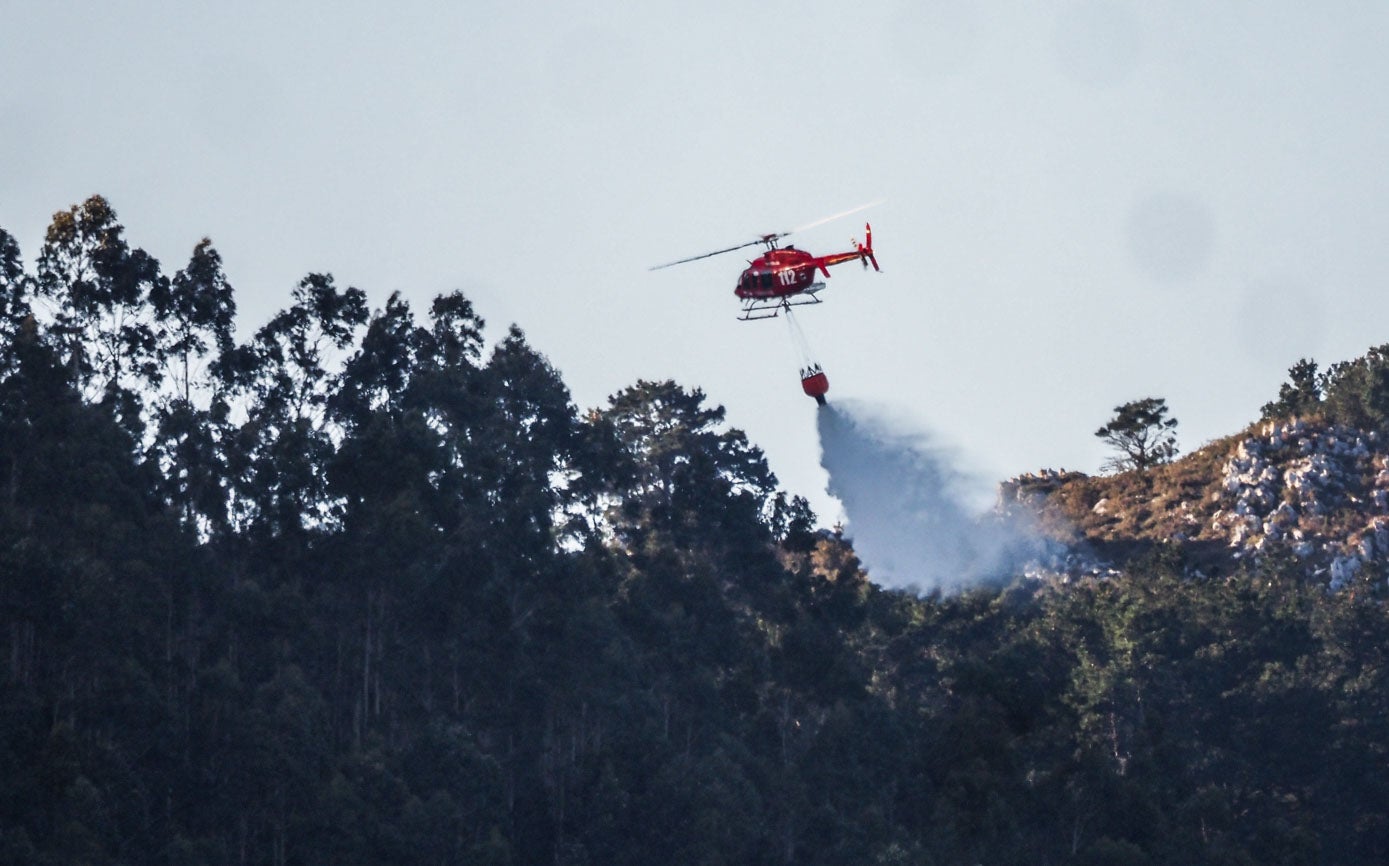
(5, 1, 1389, 520)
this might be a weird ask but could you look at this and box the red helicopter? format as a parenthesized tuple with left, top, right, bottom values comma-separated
(649, 203, 882, 322)
(649, 203, 883, 405)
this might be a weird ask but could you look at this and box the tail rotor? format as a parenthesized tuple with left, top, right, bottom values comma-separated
(854, 223, 880, 271)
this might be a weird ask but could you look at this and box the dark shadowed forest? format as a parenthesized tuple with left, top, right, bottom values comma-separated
(3, 197, 1389, 865)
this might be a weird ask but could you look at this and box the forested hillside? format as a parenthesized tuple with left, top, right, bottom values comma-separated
(4, 197, 1389, 865)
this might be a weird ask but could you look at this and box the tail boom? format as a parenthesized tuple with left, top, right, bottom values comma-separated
(814, 223, 880, 273)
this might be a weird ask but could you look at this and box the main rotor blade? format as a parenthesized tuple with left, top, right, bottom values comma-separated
(648, 200, 882, 271)
(788, 199, 886, 236)
(648, 237, 769, 271)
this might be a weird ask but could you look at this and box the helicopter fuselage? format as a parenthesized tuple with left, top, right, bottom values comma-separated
(734, 240, 874, 300)
(734, 248, 821, 300)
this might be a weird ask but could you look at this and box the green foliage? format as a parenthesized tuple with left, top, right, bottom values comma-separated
(32, 195, 164, 424)
(5, 198, 1389, 864)
(1264, 347, 1389, 436)
(600, 379, 778, 551)
(0, 228, 27, 363)
(1319, 344, 1389, 432)
(1096, 397, 1179, 472)
(1260, 357, 1322, 420)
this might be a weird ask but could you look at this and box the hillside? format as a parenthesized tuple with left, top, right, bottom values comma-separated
(6, 199, 1389, 864)
(1003, 415, 1389, 592)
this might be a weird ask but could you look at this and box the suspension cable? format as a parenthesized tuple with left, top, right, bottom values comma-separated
(782, 305, 818, 373)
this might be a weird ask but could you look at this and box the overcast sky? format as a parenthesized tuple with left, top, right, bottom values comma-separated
(5, 1, 1389, 520)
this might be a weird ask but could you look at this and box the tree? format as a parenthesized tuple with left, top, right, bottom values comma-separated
(1320, 344, 1389, 433)
(599, 380, 778, 547)
(0, 228, 27, 363)
(1261, 358, 1322, 421)
(329, 291, 424, 431)
(1094, 398, 1178, 473)
(147, 238, 239, 533)
(32, 195, 164, 423)
(219, 272, 368, 536)
(150, 237, 236, 406)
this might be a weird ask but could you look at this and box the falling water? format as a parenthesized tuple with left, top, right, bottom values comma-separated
(816, 400, 1043, 593)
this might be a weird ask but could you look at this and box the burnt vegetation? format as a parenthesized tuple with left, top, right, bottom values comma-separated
(3, 197, 1389, 864)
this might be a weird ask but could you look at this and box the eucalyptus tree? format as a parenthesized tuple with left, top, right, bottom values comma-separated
(426, 323, 588, 665)
(408, 290, 489, 515)
(476, 325, 585, 551)
(330, 290, 424, 429)
(323, 291, 441, 745)
(0, 228, 27, 365)
(219, 272, 368, 538)
(594, 383, 787, 803)
(31, 196, 164, 431)
(146, 238, 238, 532)
(151, 238, 236, 405)
(345, 289, 492, 723)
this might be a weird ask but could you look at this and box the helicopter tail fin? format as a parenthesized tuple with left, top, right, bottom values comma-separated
(856, 223, 879, 271)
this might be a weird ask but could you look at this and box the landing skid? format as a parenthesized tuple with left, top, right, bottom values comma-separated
(738, 283, 826, 321)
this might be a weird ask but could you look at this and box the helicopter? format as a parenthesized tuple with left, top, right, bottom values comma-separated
(648, 203, 883, 405)
(649, 203, 882, 321)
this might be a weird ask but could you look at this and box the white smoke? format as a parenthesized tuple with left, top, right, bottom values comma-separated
(817, 400, 1044, 593)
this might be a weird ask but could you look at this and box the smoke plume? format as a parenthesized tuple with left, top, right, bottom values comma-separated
(817, 401, 1042, 593)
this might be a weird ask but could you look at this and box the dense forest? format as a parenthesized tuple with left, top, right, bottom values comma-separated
(3, 196, 1389, 864)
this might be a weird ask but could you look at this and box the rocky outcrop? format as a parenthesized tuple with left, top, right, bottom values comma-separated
(1003, 417, 1389, 590)
(1215, 418, 1388, 589)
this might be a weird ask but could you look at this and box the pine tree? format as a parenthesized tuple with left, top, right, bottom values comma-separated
(1261, 357, 1322, 420)
(1095, 397, 1179, 472)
